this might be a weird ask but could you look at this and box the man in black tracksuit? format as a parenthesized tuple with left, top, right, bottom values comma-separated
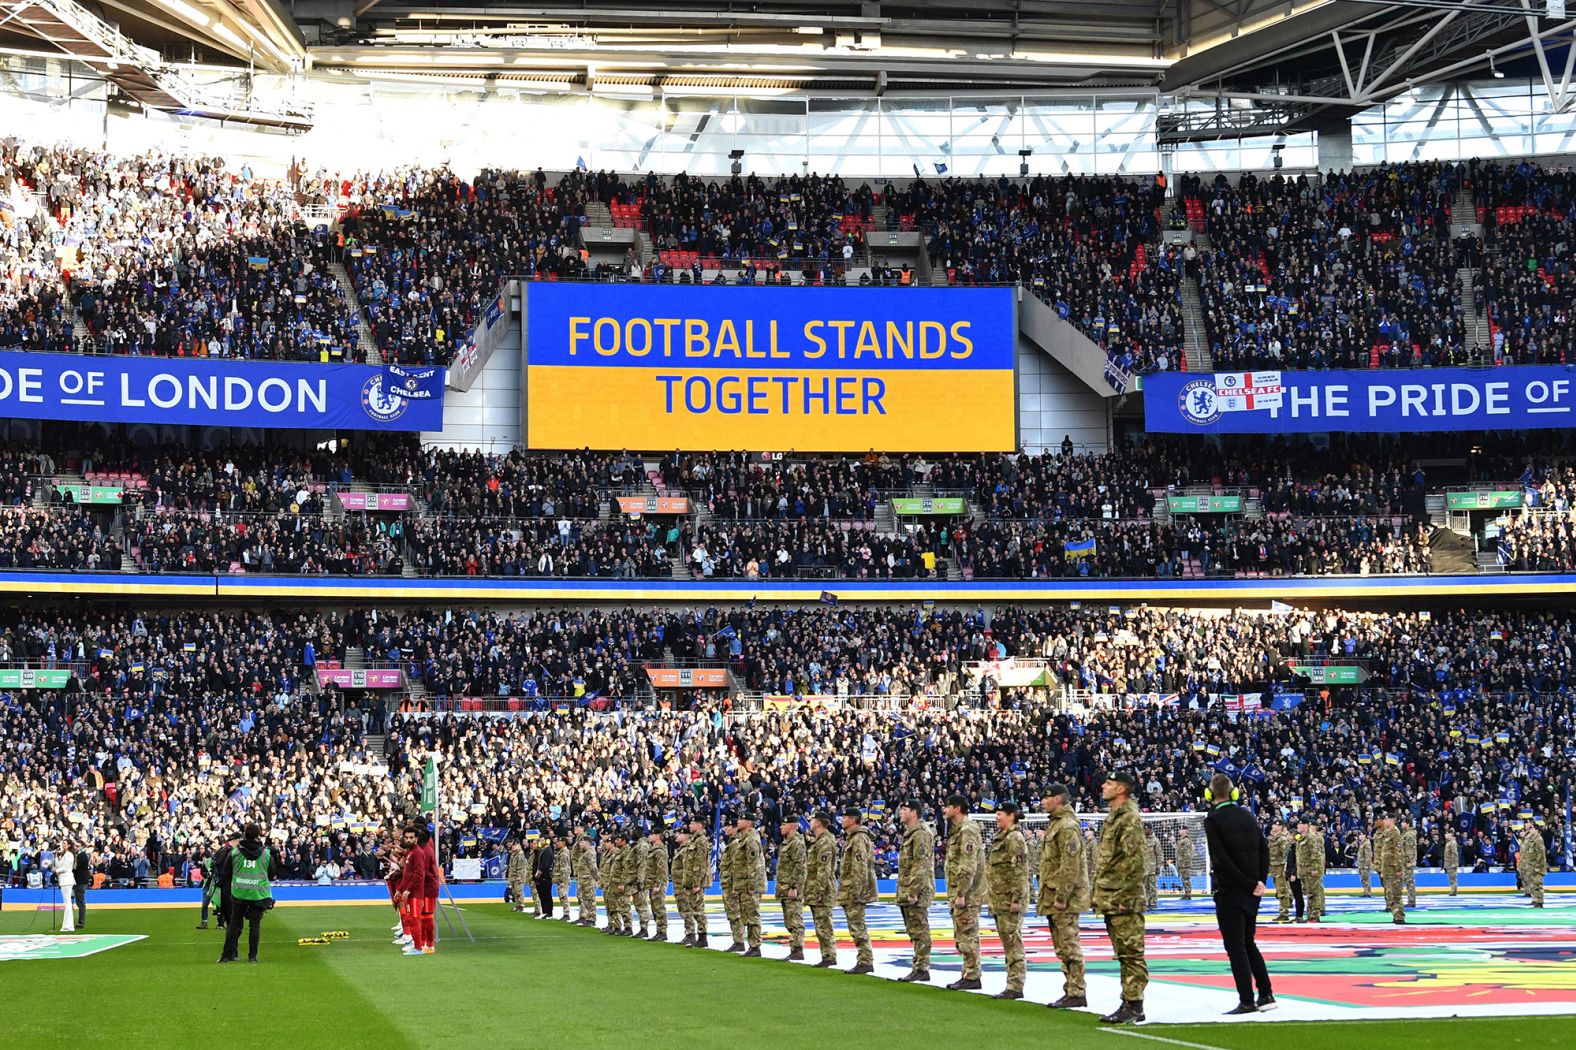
(532, 838, 556, 918)
(1203, 774, 1275, 1015)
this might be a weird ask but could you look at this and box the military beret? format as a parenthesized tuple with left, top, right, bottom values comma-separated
(1104, 770, 1140, 791)
(944, 794, 970, 810)
(1000, 801, 1020, 816)
(840, 806, 863, 819)
(736, 811, 756, 823)
(1041, 783, 1070, 800)
(811, 810, 836, 827)
(899, 799, 924, 815)
(780, 812, 800, 825)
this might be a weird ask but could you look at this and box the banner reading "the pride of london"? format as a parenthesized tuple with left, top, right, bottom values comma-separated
(1144, 366, 1576, 434)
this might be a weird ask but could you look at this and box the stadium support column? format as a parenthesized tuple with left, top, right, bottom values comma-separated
(1319, 124, 1354, 173)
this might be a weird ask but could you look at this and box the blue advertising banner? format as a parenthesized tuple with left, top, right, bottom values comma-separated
(524, 283, 1016, 452)
(1144, 366, 1576, 434)
(0, 352, 443, 432)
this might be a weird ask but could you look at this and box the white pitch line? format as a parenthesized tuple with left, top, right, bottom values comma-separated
(1102, 1029, 1229, 1050)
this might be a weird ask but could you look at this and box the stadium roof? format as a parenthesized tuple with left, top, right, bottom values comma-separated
(0, 0, 1570, 134)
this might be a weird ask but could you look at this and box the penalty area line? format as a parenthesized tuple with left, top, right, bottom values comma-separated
(1101, 1029, 1229, 1050)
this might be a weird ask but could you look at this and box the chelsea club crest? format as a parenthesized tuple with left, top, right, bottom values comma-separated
(361, 374, 409, 423)
(1178, 379, 1220, 426)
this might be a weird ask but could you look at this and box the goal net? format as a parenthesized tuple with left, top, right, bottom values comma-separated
(969, 810, 1211, 898)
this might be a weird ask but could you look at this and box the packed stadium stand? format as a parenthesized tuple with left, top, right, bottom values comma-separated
(16, 136, 1576, 379)
(1, 602, 1569, 884)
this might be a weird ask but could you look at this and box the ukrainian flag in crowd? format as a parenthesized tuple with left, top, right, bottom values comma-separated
(1385, 752, 1402, 767)
(247, 256, 270, 271)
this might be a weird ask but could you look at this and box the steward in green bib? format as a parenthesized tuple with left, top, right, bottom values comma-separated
(217, 824, 279, 964)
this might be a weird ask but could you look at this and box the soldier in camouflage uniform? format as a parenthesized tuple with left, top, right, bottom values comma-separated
(895, 799, 935, 982)
(805, 810, 840, 967)
(553, 830, 573, 920)
(1374, 814, 1405, 924)
(631, 829, 654, 936)
(1296, 820, 1326, 922)
(1175, 827, 1197, 902)
(603, 828, 631, 935)
(1443, 830, 1459, 897)
(1400, 819, 1418, 909)
(735, 813, 767, 956)
(1026, 829, 1043, 900)
(942, 793, 985, 991)
(674, 819, 709, 946)
(987, 802, 1030, 999)
(1094, 771, 1147, 1025)
(1039, 784, 1088, 1009)
(776, 815, 808, 960)
(1355, 831, 1374, 897)
(720, 818, 744, 951)
(1268, 822, 1292, 922)
(646, 827, 670, 940)
(1084, 827, 1097, 888)
(1519, 824, 1547, 907)
(572, 826, 599, 927)
(506, 840, 528, 912)
(1142, 826, 1162, 910)
(838, 807, 878, 974)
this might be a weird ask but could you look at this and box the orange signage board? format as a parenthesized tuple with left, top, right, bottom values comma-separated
(645, 667, 729, 688)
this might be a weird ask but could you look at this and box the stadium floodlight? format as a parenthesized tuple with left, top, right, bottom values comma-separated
(1018, 148, 1032, 176)
(730, 148, 745, 175)
(1490, 54, 1504, 79)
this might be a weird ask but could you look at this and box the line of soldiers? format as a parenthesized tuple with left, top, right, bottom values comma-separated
(506, 772, 1154, 1025)
(1270, 813, 1550, 925)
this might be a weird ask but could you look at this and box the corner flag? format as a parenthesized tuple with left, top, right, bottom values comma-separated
(420, 756, 437, 814)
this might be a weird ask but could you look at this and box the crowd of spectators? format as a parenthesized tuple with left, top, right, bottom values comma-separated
(659, 451, 910, 521)
(1185, 165, 1469, 370)
(406, 517, 670, 578)
(1477, 160, 1576, 365)
(0, 507, 122, 571)
(952, 515, 1431, 579)
(900, 174, 1182, 375)
(335, 166, 589, 366)
(641, 170, 869, 268)
(3, 602, 1572, 882)
(129, 510, 404, 575)
(24, 430, 1576, 579)
(2, 140, 364, 362)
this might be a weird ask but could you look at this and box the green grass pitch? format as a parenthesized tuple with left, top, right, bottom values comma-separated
(2, 904, 1567, 1048)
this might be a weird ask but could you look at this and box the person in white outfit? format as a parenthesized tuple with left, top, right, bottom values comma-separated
(56, 841, 77, 933)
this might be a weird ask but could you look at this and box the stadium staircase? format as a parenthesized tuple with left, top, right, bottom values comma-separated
(72, 314, 99, 353)
(329, 261, 382, 364)
(1016, 288, 1125, 397)
(365, 733, 388, 758)
(1430, 527, 1481, 574)
(874, 500, 897, 535)
(1450, 193, 1491, 358)
(1179, 233, 1213, 373)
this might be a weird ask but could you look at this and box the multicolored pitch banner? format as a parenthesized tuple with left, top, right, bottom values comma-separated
(1145, 366, 1576, 433)
(523, 284, 1015, 452)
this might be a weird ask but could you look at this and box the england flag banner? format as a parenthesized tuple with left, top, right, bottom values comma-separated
(1213, 371, 1282, 413)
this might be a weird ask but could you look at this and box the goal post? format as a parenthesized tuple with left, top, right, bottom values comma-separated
(968, 810, 1211, 898)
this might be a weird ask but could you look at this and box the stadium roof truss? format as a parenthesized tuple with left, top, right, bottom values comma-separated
(0, 0, 1571, 137)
